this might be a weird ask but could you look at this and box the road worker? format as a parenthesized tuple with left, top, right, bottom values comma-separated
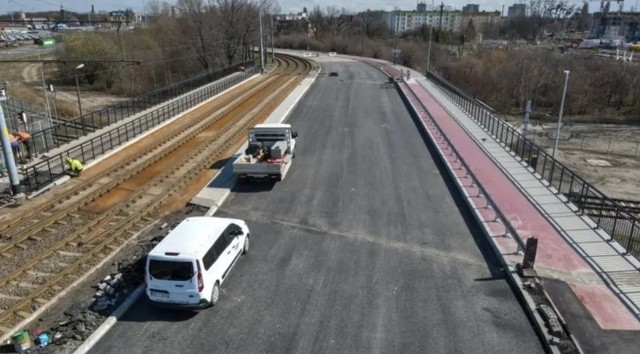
(15, 131, 32, 160)
(65, 156, 84, 177)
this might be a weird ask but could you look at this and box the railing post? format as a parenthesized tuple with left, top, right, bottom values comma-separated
(596, 195, 605, 229)
(626, 219, 637, 255)
(557, 166, 565, 194)
(610, 209, 620, 240)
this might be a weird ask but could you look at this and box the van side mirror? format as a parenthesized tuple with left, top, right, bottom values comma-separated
(292, 131, 298, 139)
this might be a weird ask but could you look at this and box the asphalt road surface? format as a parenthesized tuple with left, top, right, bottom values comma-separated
(91, 60, 543, 354)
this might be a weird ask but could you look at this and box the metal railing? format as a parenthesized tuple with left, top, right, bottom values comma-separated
(27, 61, 253, 156)
(396, 76, 525, 253)
(22, 66, 258, 192)
(427, 70, 640, 258)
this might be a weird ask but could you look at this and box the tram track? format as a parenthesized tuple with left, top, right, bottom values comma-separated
(0, 54, 314, 336)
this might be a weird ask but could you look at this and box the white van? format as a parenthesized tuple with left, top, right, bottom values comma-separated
(145, 216, 250, 309)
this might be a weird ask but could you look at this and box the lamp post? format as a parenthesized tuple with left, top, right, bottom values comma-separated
(393, 8, 399, 65)
(426, 0, 434, 75)
(258, 2, 265, 73)
(74, 63, 84, 117)
(552, 70, 570, 159)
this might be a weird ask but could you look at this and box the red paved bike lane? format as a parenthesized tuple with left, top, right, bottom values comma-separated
(397, 77, 640, 330)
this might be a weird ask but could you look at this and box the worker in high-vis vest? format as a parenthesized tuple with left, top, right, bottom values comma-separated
(65, 156, 84, 177)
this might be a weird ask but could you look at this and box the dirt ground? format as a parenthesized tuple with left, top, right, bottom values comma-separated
(0, 58, 127, 118)
(506, 117, 640, 200)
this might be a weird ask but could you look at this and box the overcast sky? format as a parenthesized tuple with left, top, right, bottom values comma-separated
(2, 0, 612, 15)
(3, 0, 508, 14)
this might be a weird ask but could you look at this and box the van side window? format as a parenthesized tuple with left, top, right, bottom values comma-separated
(202, 243, 218, 270)
(224, 224, 241, 243)
(213, 235, 228, 257)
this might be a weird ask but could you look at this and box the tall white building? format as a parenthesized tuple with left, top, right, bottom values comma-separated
(389, 8, 462, 33)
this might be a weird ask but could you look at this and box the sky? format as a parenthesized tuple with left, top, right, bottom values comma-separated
(2, 0, 628, 15)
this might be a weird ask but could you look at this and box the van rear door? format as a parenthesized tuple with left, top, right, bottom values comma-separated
(147, 256, 200, 305)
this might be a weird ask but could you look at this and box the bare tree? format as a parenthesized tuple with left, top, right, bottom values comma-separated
(176, 0, 214, 69)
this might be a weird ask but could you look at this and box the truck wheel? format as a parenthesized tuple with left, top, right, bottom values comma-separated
(243, 235, 250, 254)
(210, 282, 220, 306)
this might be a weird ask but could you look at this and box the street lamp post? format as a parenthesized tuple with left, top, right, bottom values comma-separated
(393, 9, 399, 65)
(552, 70, 570, 159)
(74, 64, 84, 117)
(426, 0, 434, 75)
(258, 3, 265, 73)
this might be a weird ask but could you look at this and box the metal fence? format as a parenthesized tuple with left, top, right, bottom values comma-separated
(427, 70, 640, 259)
(0, 96, 56, 163)
(22, 66, 258, 192)
(27, 61, 253, 156)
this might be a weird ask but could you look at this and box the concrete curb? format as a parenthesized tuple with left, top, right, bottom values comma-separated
(69, 57, 320, 354)
(395, 80, 564, 354)
(73, 285, 144, 354)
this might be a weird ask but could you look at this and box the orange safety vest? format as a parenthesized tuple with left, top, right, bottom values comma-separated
(16, 131, 31, 141)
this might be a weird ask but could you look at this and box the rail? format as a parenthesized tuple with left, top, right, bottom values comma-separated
(427, 69, 640, 258)
(22, 65, 258, 192)
(26, 61, 253, 156)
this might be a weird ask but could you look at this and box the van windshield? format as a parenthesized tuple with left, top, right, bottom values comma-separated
(149, 259, 194, 281)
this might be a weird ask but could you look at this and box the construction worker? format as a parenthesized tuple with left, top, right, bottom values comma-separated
(15, 131, 32, 160)
(65, 156, 84, 177)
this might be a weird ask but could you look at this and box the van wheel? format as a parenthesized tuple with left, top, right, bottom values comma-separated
(242, 235, 250, 254)
(210, 283, 220, 306)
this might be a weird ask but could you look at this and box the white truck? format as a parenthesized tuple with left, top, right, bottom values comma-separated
(233, 123, 297, 182)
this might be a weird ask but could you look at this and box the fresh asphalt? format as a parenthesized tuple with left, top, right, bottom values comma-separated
(90, 61, 543, 353)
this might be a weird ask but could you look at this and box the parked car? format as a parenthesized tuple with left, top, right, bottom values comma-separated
(145, 216, 251, 309)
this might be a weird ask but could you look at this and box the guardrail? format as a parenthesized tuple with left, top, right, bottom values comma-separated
(27, 61, 253, 156)
(398, 79, 526, 254)
(22, 66, 258, 192)
(427, 70, 640, 258)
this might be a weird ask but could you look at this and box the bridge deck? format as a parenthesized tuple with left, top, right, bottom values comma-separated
(374, 62, 640, 333)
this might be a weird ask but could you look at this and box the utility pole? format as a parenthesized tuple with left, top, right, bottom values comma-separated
(270, 13, 275, 62)
(523, 100, 531, 136)
(0, 84, 21, 195)
(393, 9, 399, 65)
(259, 4, 265, 73)
(438, 2, 444, 34)
(553, 71, 570, 159)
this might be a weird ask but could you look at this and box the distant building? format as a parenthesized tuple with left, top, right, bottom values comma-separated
(461, 11, 501, 33)
(507, 4, 526, 17)
(274, 9, 309, 35)
(462, 4, 480, 14)
(389, 3, 501, 34)
(592, 11, 640, 42)
(417, 2, 427, 12)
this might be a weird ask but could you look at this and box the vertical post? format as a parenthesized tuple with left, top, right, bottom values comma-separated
(259, 4, 265, 73)
(553, 70, 570, 159)
(393, 9, 399, 65)
(426, 24, 433, 75)
(0, 89, 21, 195)
(270, 12, 275, 62)
(523, 99, 531, 136)
(39, 61, 53, 129)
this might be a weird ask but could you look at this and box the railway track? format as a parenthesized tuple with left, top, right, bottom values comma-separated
(0, 54, 314, 337)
